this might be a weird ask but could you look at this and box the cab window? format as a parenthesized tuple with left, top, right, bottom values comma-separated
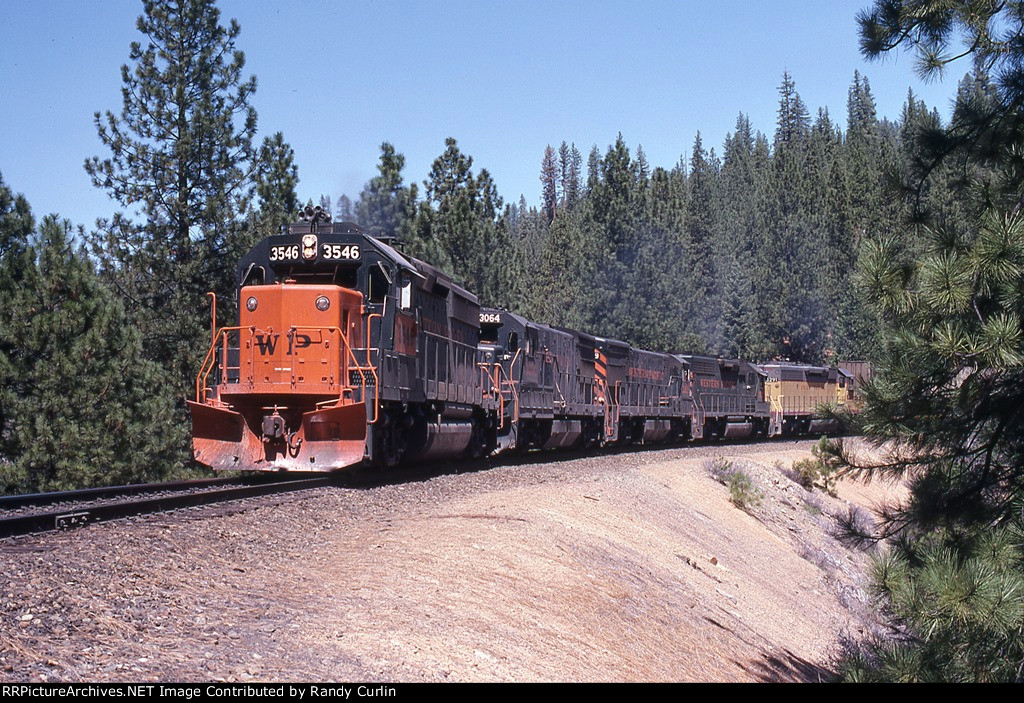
(368, 264, 391, 303)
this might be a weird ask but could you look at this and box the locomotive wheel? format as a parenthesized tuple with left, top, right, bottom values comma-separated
(372, 408, 405, 468)
(464, 415, 488, 460)
(582, 420, 601, 448)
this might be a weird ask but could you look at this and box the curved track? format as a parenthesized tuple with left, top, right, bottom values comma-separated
(0, 434, 835, 539)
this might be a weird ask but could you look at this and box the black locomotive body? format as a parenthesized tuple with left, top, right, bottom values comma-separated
(190, 218, 859, 472)
(594, 339, 692, 445)
(191, 217, 497, 471)
(677, 355, 770, 440)
(479, 309, 603, 452)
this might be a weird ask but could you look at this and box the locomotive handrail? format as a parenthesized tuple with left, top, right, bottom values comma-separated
(476, 347, 521, 429)
(364, 312, 382, 363)
(767, 388, 784, 436)
(195, 324, 285, 402)
(194, 324, 379, 424)
(288, 324, 379, 424)
(693, 387, 707, 437)
(549, 353, 567, 409)
(600, 379, 622, 440)
(506, 347, 521, 423)
(195, 325, 247, 403)
(478, 363, 508, 428)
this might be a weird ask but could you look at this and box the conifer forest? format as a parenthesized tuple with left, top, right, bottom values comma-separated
(3, 0, 1024, 682)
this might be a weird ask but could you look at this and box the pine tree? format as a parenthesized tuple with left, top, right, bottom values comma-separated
(832, 0, 1024, 681)
(489, 203, 523, 312)
(588, 134, 644, 338)
(533, 202, 597, 332)
(635, 144, 650, 184)
(0, 173, 33, 281)
(557, 141, 571, 208)
(336, 194, 355, 222)
(85, 0, 261, 390)
(566, 143, 583, 209)
(749, 72, 828, 361)
(687, 132, 721, 345)
(355, 142, 418, 241)
(718, 114, 768, 356)
(540, 144, 559, 222)
(592, 134, 641, 256)
(621, 165, 703, 352)
(0, 180, 182, 492)
(846, 71, 886, 237)
(586, 145, 602, 194)
(858, 0, 1024, 204)
(512, 196, 551, 319)
(416, 138, 506, 303)
(0, 173, 35, 476)
(835, 206, 1024, 682)
(318, 194, 332, 216)
(253, 131, 299, 236)
(718, 256, 759, 358)
(775, 70, 810, 149)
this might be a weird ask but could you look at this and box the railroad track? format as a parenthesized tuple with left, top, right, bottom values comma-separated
(0, 435, 829, 539)
(0, 474, 338, 539)
(0, 455, 507, 539)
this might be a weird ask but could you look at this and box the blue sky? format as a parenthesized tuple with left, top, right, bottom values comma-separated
(1, 0, 965, 230)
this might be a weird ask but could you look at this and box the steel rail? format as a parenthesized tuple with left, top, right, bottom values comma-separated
(0, 476, 335, 539)
(0, 476, 274, 511)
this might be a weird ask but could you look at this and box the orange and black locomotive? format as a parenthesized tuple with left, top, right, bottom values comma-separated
(190, 209, 494, 471)
(189, 211, 863, 472)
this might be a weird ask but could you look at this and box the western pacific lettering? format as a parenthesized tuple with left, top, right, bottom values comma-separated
(254, 334, 312, 356)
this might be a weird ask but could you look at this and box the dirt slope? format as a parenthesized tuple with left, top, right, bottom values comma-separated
(0, 440, 898, 682)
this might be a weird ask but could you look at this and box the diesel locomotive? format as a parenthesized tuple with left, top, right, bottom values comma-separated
(188, 211, 861, 472)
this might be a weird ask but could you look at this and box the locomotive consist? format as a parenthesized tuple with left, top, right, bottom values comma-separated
(189, 214, 860, 472)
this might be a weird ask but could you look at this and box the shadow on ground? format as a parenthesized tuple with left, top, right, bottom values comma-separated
(748, 649, 834, 682)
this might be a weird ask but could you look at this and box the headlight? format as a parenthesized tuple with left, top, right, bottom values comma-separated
(315, 295, 330, 311)
(246, 296, 258, 312)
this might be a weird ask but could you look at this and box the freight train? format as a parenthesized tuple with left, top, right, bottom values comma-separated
(188, 211, 863, 472)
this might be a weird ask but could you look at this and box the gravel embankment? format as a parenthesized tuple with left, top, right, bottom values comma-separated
(0, 440, 897, 682)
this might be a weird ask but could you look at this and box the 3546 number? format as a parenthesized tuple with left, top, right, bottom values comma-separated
(269, 243, 360, 262)
(269, 244, 299, 261)
(322, 244, 360, 260)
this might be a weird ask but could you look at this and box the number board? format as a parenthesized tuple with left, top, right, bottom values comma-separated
(268, 242, 361, 263)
